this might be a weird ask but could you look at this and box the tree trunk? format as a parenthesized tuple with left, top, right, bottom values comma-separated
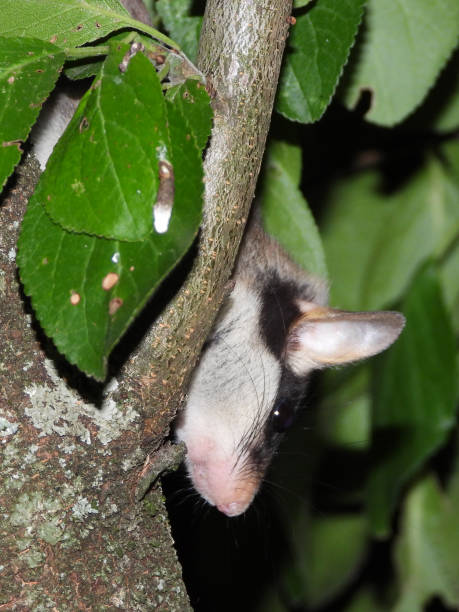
(0, 0, 292, 608)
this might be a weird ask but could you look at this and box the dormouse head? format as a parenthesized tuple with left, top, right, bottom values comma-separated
(175, 273, 405, 518)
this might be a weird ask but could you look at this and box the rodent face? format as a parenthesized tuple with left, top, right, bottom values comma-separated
(175, 235, 405, 518)
(175, 281, 284, 517)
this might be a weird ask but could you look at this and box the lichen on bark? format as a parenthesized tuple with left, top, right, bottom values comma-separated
(0, 0, 293, 607)
(0, 159, 190, 610)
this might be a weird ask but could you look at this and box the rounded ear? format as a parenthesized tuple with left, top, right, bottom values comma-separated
(285, 304, 405, 376)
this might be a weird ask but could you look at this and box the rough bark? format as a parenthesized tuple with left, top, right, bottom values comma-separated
(0, 160, 191, 611)
(0, 0, 293, 609)
(130, 0, 293, 421)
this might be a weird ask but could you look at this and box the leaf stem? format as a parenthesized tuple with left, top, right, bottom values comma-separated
(121, 15, 181, 51)
(122, 31, 138, 45)
(64, 45, 110, 59)
(64, 25, 180, 63)
(156, 63, 170, 82)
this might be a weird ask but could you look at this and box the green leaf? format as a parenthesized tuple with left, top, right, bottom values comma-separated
(366, 265, 457, 537)
(0, 0, 130, 48)
(166, 79, 212, 151)
(341, 588, 387, 612)
(63, 31, 158, 81)
(269, 138, 303, 185)
(325, 173, 389, 309)
(0, 0, 177, 51)
(440, 241, 459, 334)
(431, 50, 459, 133)
(41, 45, 171, 242)
(294, 0, 314, 7)
(362, 157, 459, 308)
(306, 515, 368, 609)
(277, 0, 365, 123)
(393, 473, 459, 610)
(321, 171, 387, 310)
(342, 0, 459, 126)
(322, 153, 459, 310)
(0, 36, 64, 190)
(17, 57, 206, 380)
(156, 0, 202, 62)
(65, 58, 105, 81)
(442, 138, 459, 190)
(319, 366, 371, 449)
(283, 513, 368, 608)
(260, 140, 328, 279)
(409, 50, 459, 134)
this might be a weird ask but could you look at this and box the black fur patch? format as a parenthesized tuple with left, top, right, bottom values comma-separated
(268, 367, 308, 431)
(259, 271, 303, 359)
(249, 367, 309, 469)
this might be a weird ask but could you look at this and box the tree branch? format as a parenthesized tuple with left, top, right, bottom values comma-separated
(0, 1, 293, 607)
(128, 0, 293, 430)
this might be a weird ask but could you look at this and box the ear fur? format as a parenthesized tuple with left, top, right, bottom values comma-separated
(285, 302, 405, 376)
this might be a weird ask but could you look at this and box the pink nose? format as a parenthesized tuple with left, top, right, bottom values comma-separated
(217, 500, 250, 517)
(188, 455, 260, 517)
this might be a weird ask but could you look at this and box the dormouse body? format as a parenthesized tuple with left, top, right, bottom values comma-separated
(30, 85, 405, 519)
(30, 85, 81, 171)
(175, 220, 405, 517)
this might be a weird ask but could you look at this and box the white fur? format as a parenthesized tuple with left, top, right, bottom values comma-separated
(177, 285, 404, 515)
(30, 90, 77, 170)
(175, 279, 281, 516)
